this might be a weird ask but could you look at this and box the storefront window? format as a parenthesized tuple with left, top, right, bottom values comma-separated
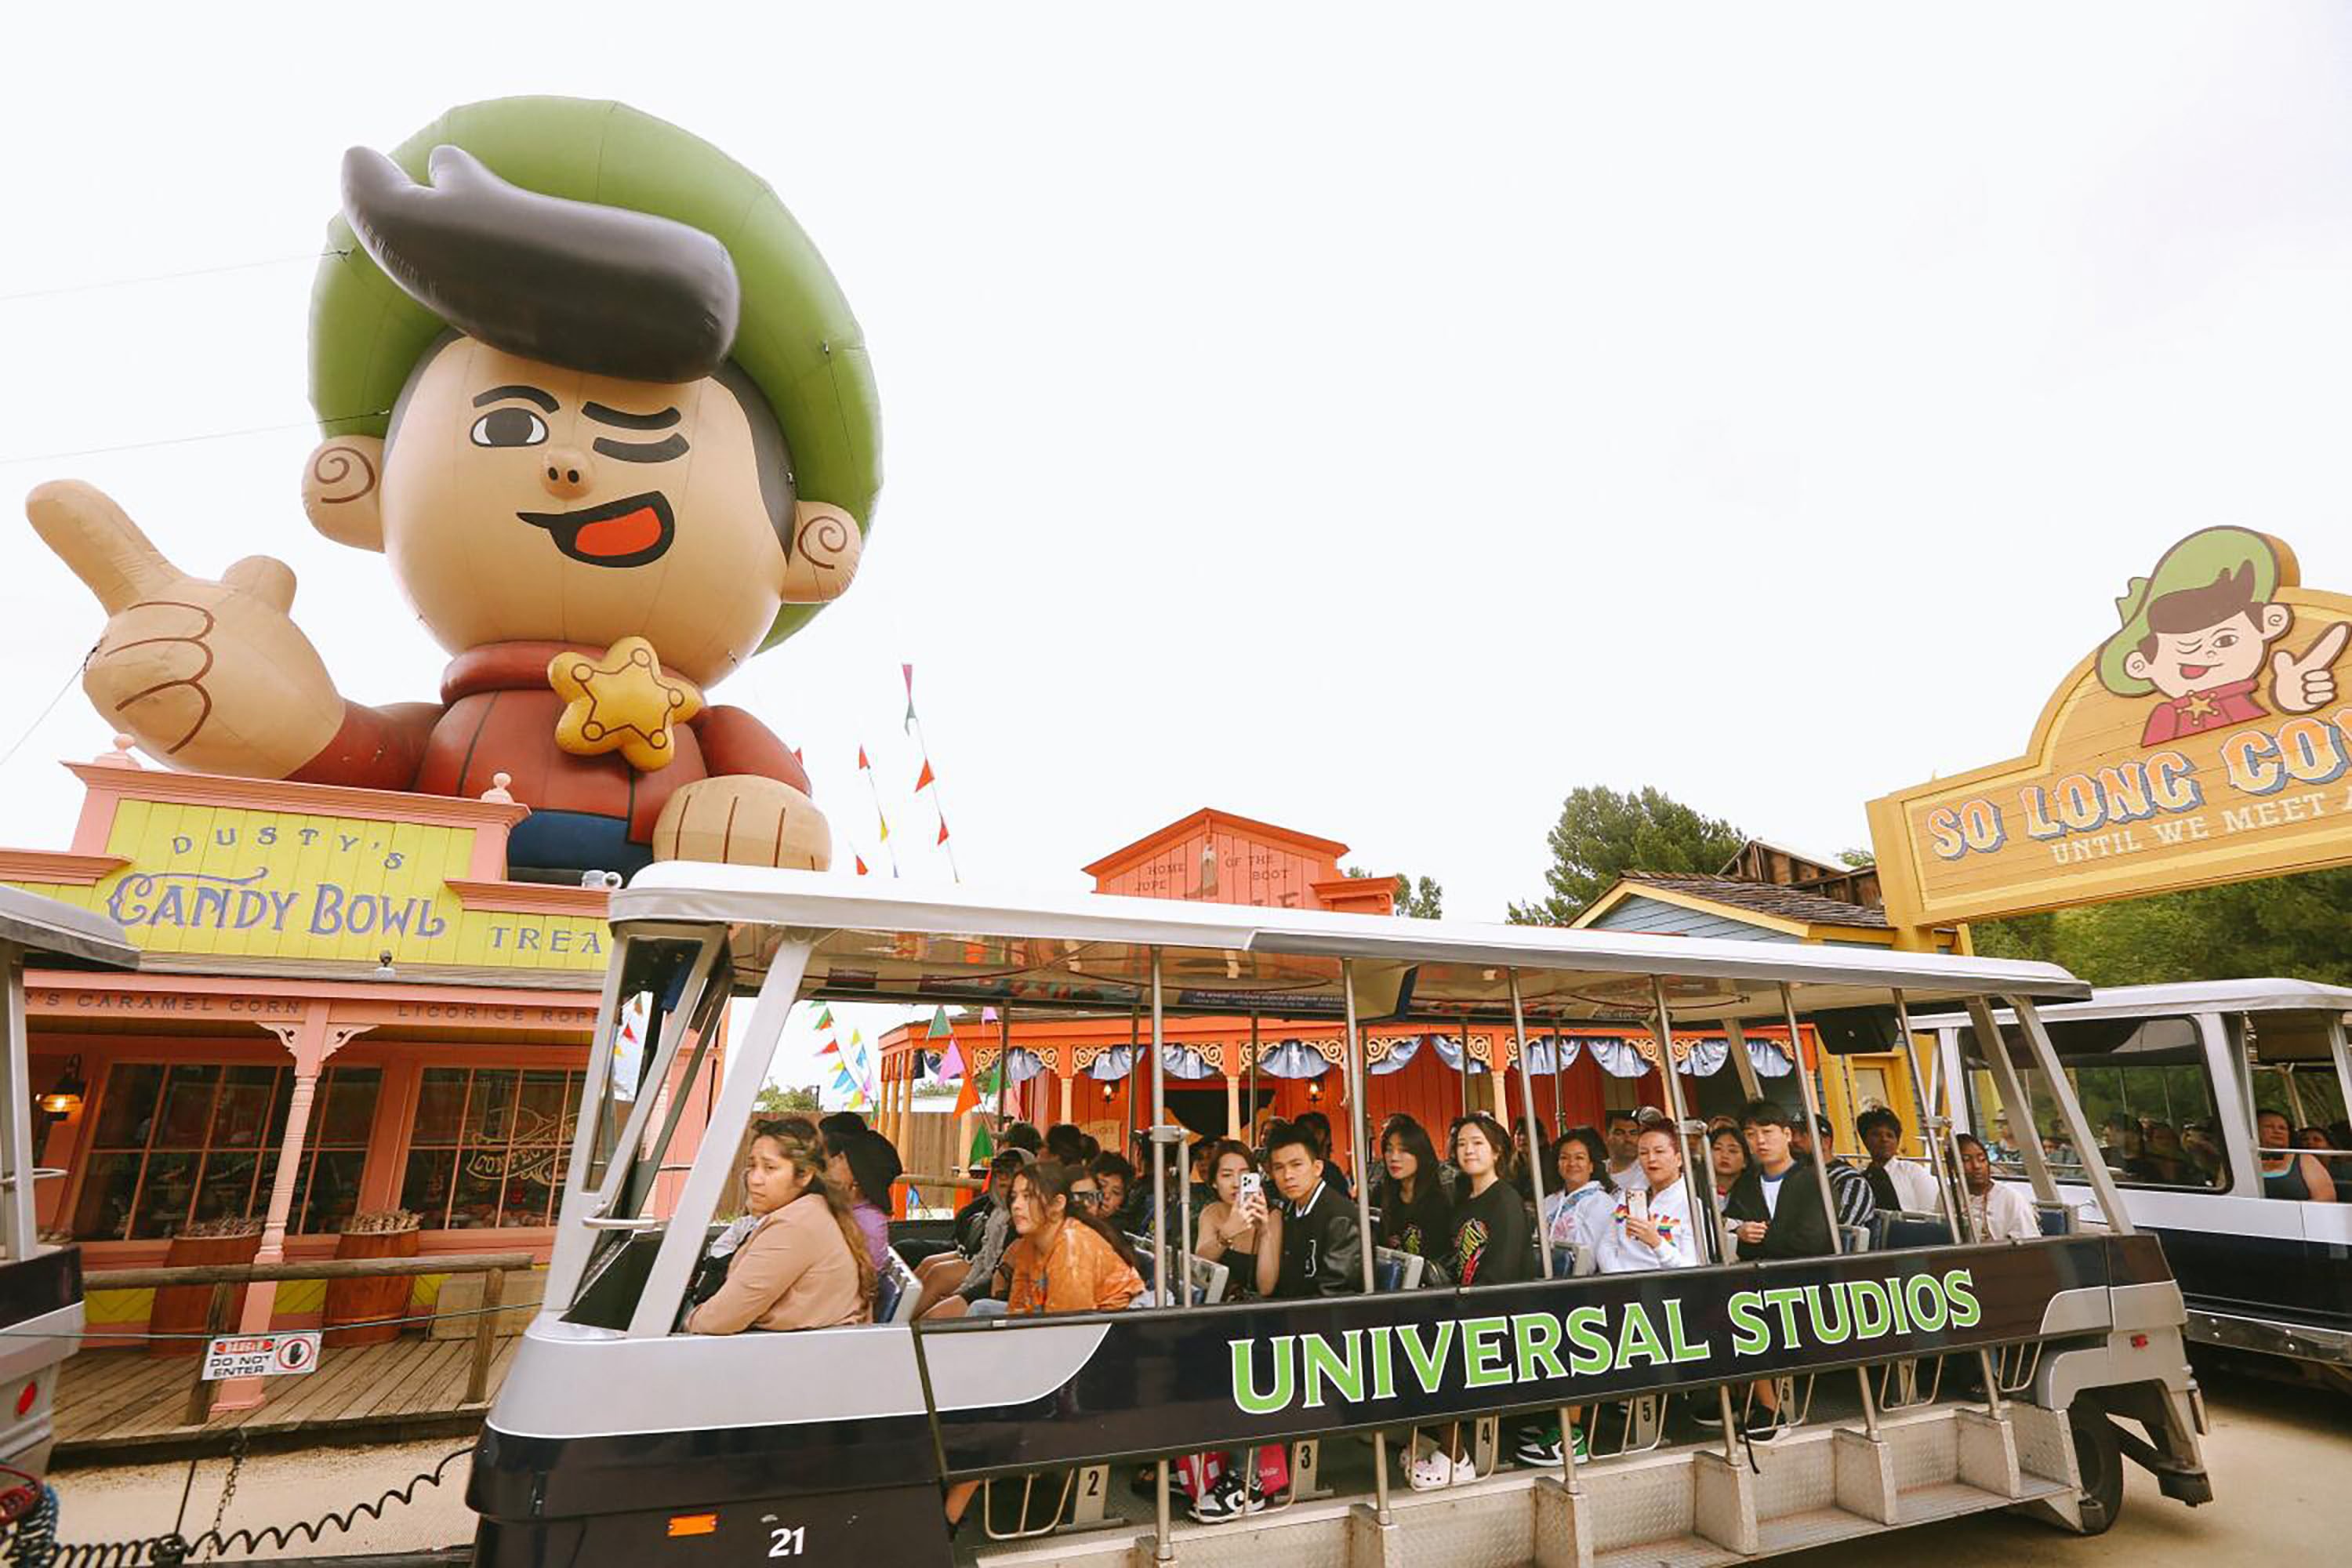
(401, 1066, 582, 1229)
(71, 1062, 384, 1241)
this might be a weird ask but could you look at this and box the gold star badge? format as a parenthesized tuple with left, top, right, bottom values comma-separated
(548, 637, 703, 771)
(2180, 693, 2219, 724)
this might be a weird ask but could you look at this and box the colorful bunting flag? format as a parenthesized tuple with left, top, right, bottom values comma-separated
(937, 815, 951, 845)
(938, 1038, 966, 1082)
(926, 1007, 952, 1039)
(855, 853, 869, 877)
(902, 663, 917, 733)
(914, 759, 935, 793)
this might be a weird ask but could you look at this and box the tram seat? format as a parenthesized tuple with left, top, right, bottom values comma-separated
(1839, 1223, 1872, 1254)
(1126, 1240, 1229, 1305)
(1373, 1247, 1426, 1292)
(880, 1252, 924, 1323)
(1872, 1211, 1955, 1251)
(2034, 1202, 2074, 1238)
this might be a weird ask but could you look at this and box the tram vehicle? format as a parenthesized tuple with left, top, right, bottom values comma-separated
(471, 868, 2211, 1567)
(1918, 979, 2352, 1392)
(0, 887, 136, 1523)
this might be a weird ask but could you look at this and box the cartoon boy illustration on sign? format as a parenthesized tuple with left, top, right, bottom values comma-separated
(2096, 527, 2347, 748)
(24, 100, 879, 880)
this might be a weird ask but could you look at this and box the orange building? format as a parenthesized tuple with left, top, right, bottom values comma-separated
(0, 742, 708, 1348)
(873, 810, 1807, 1174)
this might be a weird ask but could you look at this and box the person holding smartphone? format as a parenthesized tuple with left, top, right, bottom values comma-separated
(1192, 1139, 1271, 1301)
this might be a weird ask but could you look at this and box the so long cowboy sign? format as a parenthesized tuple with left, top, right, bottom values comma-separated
(1869, 528, 2352, 935)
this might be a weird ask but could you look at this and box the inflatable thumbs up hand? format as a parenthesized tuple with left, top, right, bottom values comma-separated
(27, 481, 345, 778)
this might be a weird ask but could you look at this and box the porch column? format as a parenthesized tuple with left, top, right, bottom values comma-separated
(215, 1007, 372, 1414)
(1493, 1051, 1511, 1123)
(1059, 1070, 1073, 1125)
(1225, 1072, 1242, 1138)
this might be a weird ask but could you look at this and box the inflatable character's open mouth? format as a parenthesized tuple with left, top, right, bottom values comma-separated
(517, 492, 675, 568)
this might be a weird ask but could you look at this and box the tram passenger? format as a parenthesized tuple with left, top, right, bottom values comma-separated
(1445, 1114, 1534, 1289)
(1044, 1122, 1088, 1166)
(684, 1127, 874, 1335)
(824, 1128, 901, 1276)
(1250, 1120, 1362, 1299)
(2179, 1118, 2227, 1185)
(1955, 1134, 2038, 1241)
(911, 1148, 1030, 1319)
(1373, 1116, 1453, 1282)
(1791, 1114, 1876, 1230)
(1090, 1152, 1140, 1232)
(1723, 1102, 1834, 1261)
(1602, 1109, 1650, 1193)
(1576, 1127, 1699, 1273)
(940, 1160, 1145, 1531)
(1194, 1140, 1272, 1299)
(1002, 1122, 1045, 1156)
(2256, 1109, 2337, 1203)
(1296, 1111, 1352, 1200)
(1539, 1126, 1613, 1279)
(2139, 1121, 2194, 1185)
(1708, 1124, 1749, 1208)
(1855, 1108, 1940, 1214)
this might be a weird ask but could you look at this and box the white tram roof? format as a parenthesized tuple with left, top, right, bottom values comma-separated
(1911, 976, 2352, 1029)
(614, 866, 2090, 1024)
(0, 884, 136, 968)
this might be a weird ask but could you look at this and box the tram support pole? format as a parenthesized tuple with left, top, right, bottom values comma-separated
(1889, 989, 1966, 1237)
(1339, 960, 1392, 1524)
(2011, 996, 2135, 1236)
(1777, 984, 1879, 1441)
(1509, 971, 1579, 1494)
(1965, 999, 2061, 1207)
(1149, 950, 1175, 1563)
(1649, 978, 1743, 1455)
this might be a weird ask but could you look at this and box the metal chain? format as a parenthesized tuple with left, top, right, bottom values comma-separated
(207, 1433, 246, 1545)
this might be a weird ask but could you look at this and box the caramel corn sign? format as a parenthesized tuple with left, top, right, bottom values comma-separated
(1869, 528, 2352, 932)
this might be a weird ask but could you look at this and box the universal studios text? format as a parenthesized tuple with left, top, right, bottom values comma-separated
(1229, 1265, 1981, 1417)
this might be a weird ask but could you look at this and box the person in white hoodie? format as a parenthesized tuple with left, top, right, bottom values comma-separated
(1577, 1126, 1700, 1275)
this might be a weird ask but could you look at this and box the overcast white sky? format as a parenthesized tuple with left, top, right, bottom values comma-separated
(6, 4, 2352, 1099)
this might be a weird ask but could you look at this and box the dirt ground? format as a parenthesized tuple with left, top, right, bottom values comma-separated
(40, 1367, 2349, 1562)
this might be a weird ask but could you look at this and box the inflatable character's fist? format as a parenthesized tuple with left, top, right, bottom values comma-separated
(652, 775, 833, 871)
(27, 481, 343, 779)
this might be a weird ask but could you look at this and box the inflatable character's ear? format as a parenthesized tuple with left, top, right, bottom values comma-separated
(780, 501, 862, 604)
(303, 436, 385, 552)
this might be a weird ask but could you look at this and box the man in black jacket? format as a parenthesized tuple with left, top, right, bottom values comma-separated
(1722, 1100, 1836, 1436)
(1254, 1120, 1364, 1299)
(1723, 1100, 1835, 1260)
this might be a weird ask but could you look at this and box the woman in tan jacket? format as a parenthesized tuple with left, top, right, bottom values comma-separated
(686, 1127, 875, 1334)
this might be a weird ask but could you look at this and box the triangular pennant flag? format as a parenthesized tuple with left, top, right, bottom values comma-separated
(953, 1073, 981, 1116)
(815, 1005, 833, 1029)
(980, 1007, 998, 1025)
(855, 854, 869, 876)
(857, 746, 871, 771)
(926, 1007, 952, 1039)
(938, 1039, 966, 1080)
(937, 815, 951, 844)
(817, 1039, 840, 1058)
(914, 759, 935, 792)
(968, 1123, 993, 1163)
(902, 663, 916, 697)
(850, 1028, 863, 1044)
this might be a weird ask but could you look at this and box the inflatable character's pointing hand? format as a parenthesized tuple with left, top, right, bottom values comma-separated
(26, 100, 880, 881)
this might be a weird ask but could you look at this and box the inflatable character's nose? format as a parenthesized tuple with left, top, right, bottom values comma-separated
(539, 446, 595, 500)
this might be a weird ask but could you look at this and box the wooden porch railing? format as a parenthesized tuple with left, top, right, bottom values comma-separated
(94, 1250, 536, 1422)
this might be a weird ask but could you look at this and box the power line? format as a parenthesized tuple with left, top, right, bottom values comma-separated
(0, 248, 352, 305)
(0, 409, 387, 468)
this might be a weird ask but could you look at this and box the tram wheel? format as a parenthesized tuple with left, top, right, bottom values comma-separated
(2067, 1403, 2125, 1536)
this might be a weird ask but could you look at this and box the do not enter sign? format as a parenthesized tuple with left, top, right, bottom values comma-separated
(201, 1331, 322, 1381)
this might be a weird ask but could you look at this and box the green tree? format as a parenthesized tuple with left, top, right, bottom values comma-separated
(1835, 848, 1875, 868)
(1973, 866, 2352, 987)
(1343, 866, 1445, 918)
(755, 1082, 822, 1116)
(1508, 786, 1744, 925)
(1393, 874, 1443, 919)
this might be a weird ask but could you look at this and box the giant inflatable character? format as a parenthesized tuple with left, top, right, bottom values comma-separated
(25, 98, 880, 879)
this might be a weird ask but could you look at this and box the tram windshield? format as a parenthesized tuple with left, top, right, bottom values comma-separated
(1957, 1014, 2230, 1193)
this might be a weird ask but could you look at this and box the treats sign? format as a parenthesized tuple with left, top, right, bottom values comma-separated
(1869, 528, 2352, 931)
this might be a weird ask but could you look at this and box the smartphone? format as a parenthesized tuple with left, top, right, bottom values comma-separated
(1624, 1189, 1648, 1225)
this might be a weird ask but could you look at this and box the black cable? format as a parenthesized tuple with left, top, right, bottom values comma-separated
(192, 1445, 472, 1560)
